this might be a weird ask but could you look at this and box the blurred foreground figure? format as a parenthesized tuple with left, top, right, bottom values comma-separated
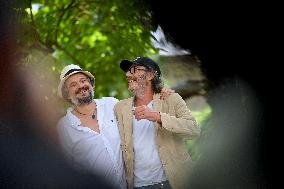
(187, 78, 268, 189)
(0, 1, 113, 188)
(146, 1, 271, 187)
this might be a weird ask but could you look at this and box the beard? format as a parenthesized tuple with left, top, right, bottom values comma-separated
(128, 74, 147, 97)
(70, 86, 94, 106)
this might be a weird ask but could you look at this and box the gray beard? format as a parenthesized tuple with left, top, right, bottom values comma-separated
(71, 90, 94, 106)
(78, 95, 93, 105)
(129, 75, 148, 98)
(131, 85, 146, 98)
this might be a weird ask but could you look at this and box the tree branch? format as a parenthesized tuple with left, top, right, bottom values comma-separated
(29, 0, 53, 53)
(29, 0, 39, 42)
(55, 0, 77, 44)
(54, 43, 82, 65)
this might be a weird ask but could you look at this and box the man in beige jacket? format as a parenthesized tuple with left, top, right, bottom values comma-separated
(114, 57, 201, 189)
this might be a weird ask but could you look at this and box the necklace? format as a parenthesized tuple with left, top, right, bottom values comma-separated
(74, 108, 96, 119)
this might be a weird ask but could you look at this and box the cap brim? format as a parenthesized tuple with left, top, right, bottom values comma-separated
(120, 60, 134, 72)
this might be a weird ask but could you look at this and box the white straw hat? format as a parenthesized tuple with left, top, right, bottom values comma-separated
(57, 64, 95, 98)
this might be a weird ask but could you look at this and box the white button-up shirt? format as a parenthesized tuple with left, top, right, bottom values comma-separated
(57, 97, 126, 189)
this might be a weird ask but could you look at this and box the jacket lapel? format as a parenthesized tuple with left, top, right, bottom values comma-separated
(121, 97, 134, 152)
(153, 93, 162, 134)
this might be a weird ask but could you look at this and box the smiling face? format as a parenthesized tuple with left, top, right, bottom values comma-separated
(65, 73, 94, 106)
(126, 65, 153, 96)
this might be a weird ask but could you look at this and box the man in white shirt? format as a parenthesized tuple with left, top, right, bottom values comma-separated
(57, 64, 127, 189)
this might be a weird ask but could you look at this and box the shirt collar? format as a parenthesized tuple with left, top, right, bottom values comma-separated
(66, 99, 103, 129)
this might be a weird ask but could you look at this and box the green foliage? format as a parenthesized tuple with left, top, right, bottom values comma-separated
(20, 0, 158, 99)
(187, 106, 212, 161)
(192, 106, 212, 126)
(10, 0, 214, 162)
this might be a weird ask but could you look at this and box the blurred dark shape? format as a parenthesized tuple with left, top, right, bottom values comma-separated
(187, 78, 268, 188)
(0, 120, 114, 189)
(145, 1, 272, 188)
(0, 1, 113, 188)
(146, 1, 269, 91)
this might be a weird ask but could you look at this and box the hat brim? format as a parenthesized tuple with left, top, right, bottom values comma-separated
(57, 70, 95, 98)
(120, 60, 134, 72)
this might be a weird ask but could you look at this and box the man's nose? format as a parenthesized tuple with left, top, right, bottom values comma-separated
(126, 71, 132, 77)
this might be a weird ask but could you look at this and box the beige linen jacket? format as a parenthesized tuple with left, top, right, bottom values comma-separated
(114, 93, 200, 189)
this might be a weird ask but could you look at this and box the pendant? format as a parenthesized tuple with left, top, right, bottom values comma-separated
(91, 114, 96, 119)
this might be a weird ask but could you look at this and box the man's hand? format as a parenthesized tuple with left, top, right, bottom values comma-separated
(134, 105, 161, 123)
(160, 88, 175, 100)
